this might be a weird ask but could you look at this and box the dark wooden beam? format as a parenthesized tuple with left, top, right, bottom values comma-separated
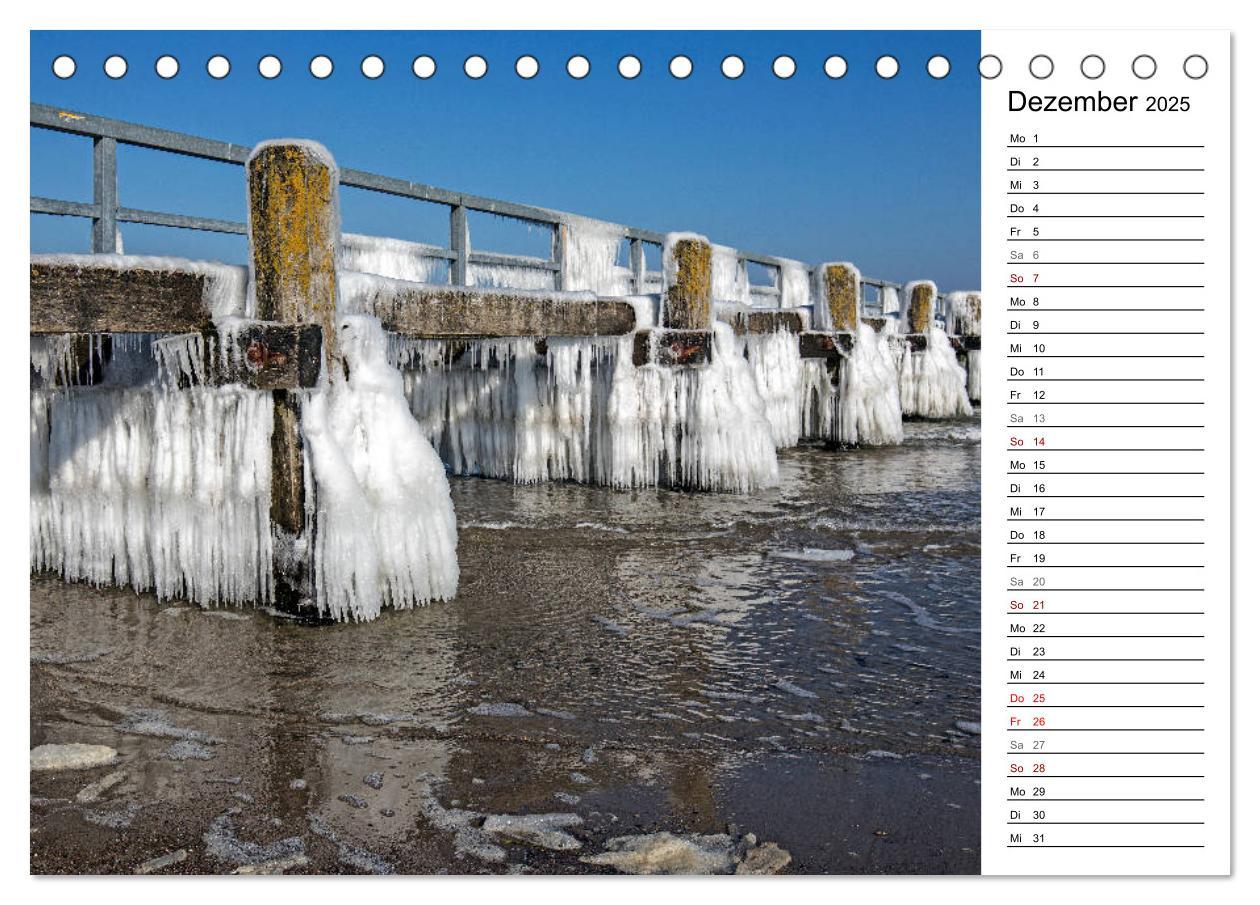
(799, 331, 854, 361)
(31, 263, 213, 334)
(161, 324, 324, 390)
(631, 329, 711, 367)
(351, 283, 637, 338)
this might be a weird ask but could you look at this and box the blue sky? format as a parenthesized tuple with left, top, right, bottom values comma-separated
(30, 30, 979, 290)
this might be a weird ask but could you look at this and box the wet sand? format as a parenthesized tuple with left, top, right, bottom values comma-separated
(31, 419, 981, 875)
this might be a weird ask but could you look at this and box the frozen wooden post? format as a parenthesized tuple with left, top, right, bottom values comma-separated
(818, 262, 860, 332)
(905, 281, 936, 335)
(247, 141, 340, 614)
(663, 235, 712, 330)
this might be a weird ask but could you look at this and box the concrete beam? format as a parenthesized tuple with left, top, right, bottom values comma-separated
(30, 263, 212, 334)
(349, 282, 638, 338)
(718, 309, 805, 336)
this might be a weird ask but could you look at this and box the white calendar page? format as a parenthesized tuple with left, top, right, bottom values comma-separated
(979, 30, 1231, 876)
(7, 3, 1251, 895)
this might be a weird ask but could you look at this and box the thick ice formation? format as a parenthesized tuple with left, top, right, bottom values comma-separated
(339, 233, 445, 284)
(776, 259, 811, 310)
(302, 316, 459, 621)
(899, 326, 974, 418)
(31, 377, 274, 605)
(399, 323, 779, 492)
(879, 284, 900, 316)
(560, 216, 632, 296)
(945, 291, 982, 404)
(838, 321, 905, 444)
(711, 245, 750, 305)
(744, 328, 804, 448)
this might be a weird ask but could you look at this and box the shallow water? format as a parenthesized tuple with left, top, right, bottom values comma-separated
(30, 417, 980, 875)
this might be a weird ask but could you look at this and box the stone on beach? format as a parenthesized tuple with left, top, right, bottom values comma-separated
(31, 743, 118, 772)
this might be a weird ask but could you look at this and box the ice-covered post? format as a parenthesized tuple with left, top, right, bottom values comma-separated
(905, 280, 935, 334)
(663, 234, 712, 330)
(247, 141, 340, 613)
(818, 262, 860, 332)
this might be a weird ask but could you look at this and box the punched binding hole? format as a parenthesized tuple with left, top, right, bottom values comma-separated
(309, 55, 333, 79)
(206, 55, 231, 79)
(104, 55, 128, 79)
(52, 55, 76, 79)
(1080, 54, 1106, 79)
(412, 55, 436, 79)
(155, 55, 179, 79)
(258, 55, 282, 79)
(516, 55, 540, 79)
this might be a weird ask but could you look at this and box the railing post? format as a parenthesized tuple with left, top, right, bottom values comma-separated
(663, 235, 712, 330)
(91, 136, 117, 253)
(450, 204, 469, 287)
(553, 221, 568, 291)
(629, 237, 645, 294)
(247, 141, 340, 615)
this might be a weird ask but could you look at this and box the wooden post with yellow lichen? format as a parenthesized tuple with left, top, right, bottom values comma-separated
(247, 140, 340, 615)
(818, 262, 860, 332)
(905, 281, 936, 335)
(663, 235, 712, 330)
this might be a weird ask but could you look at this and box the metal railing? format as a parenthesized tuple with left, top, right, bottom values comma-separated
(31, 102, 907, 309)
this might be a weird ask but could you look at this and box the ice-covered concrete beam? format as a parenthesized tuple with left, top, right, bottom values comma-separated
(663, 234, 712, 330)
(30, 262, 213, 334)
(349, 282, 638, 338)
(717, 309, 806, 336)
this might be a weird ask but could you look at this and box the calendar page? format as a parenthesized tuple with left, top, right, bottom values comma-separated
(11, 9, 1240, 893)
